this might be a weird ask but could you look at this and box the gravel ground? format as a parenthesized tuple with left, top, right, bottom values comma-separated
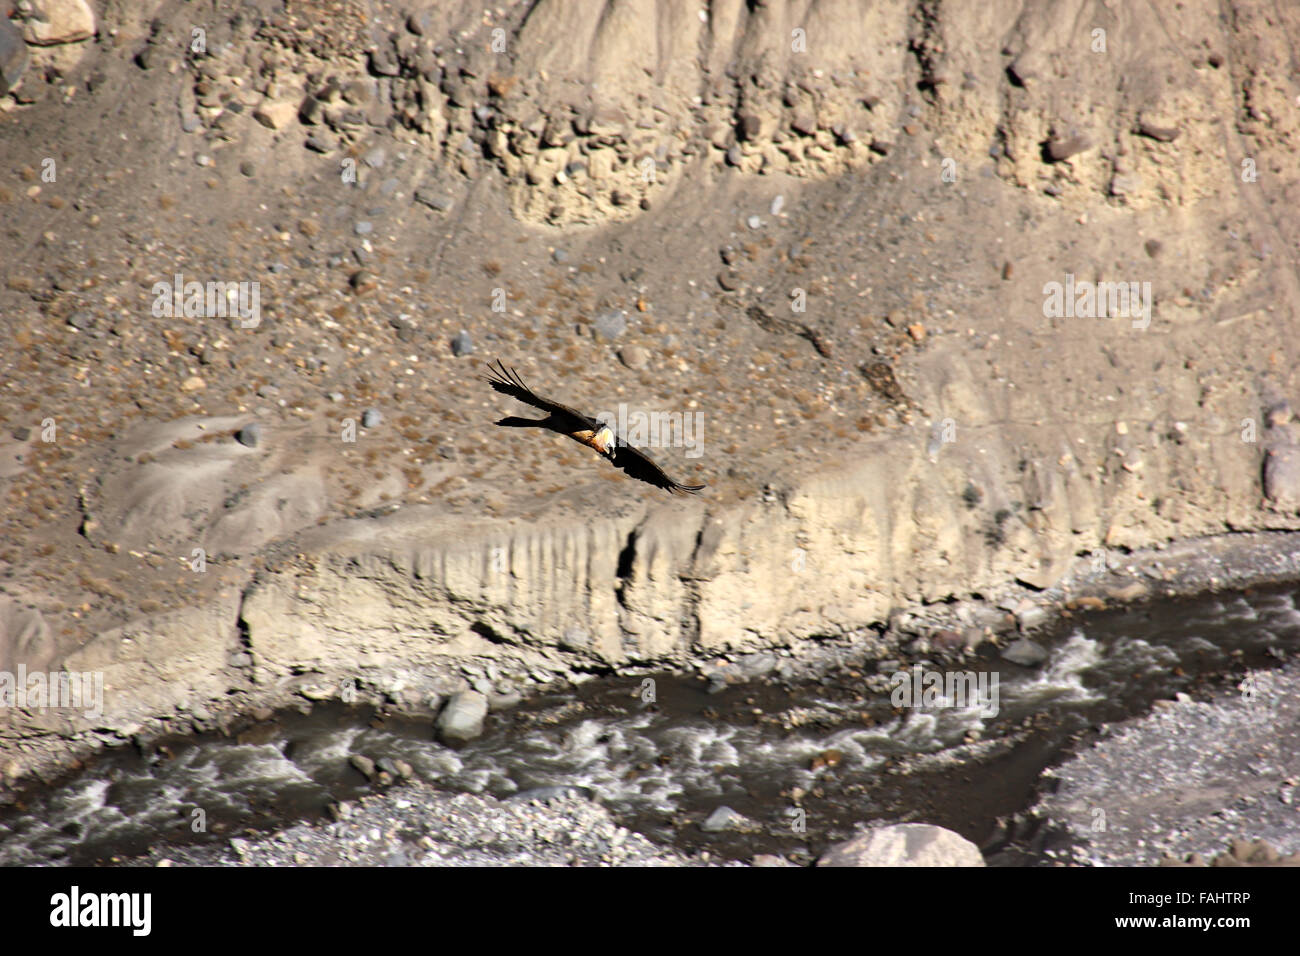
(1037, 662, 1300, 867)
(126, 783, 731, 867)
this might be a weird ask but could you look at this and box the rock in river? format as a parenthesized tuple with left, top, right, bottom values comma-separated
(437, 690, 489, 746)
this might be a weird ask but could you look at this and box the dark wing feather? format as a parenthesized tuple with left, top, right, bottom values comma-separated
(610, 442, 705, 495)
(482, 360, 595, 427)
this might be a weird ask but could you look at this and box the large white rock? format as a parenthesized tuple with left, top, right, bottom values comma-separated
(437, 690, 489, 746)
(21, 0, 95, 46)
(818, 824, 985, 867)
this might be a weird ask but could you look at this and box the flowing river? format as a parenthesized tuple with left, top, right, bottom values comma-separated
(3, 583, 1299, 866)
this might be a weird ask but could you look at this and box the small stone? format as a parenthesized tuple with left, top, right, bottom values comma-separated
(618, 346, 649, 370)
(414, 189, 453, 212)
(354, 220, 373, 236)
(511, 785, 591, 804)
(1046, 135, 1092, 161)
(361, 408, 382, 428)
(235, 423, 261, 447)
(180, 376, 206, 393)
(1015, 605, 1051, 631)
(700, 806, 750, 832)
(1002, 638, 1049, 666)
(1107, 582, 1149, 602)
(349, 754, 377, 781)
(297, 95, 324, 125)
(1137, 119, 1180, 142)
(390, 314, 416, 342)
(1264, 447, 1300, 509)
(810, 749, 844, 771)
(1109, 174, 1143, 196)
(369, 48, 400, 77)
(1265, 402, 1292, 427)
(253, 100, 298, 131)
(450, 330, 474, 356)
(907, 323, 927, 342)
(407, 10, 433, 35)
(593, 309, 627, 340)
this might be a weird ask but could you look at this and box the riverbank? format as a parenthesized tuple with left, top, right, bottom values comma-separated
(4, 574, 1300, 868)
(125, 786, 719, 868)
(111, 657, 1300, 869)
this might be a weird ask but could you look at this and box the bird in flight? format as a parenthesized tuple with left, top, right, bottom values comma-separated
(482, 359, 705, 495)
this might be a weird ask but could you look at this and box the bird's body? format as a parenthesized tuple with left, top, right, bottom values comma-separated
(483, 360, 704, 494)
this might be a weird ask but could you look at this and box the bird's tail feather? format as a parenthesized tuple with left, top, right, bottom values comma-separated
(496, 416, 547, 427)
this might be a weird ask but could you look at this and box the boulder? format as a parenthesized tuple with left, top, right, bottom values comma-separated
(437, 690, 488, 745)
(1, 15, 27, 93)
(21, 0, 95, 46)
(818, 824, 985, 867)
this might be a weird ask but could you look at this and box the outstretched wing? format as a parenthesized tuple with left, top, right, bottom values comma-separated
(610, 442, 705, 495)
(482, 360, 594, 427)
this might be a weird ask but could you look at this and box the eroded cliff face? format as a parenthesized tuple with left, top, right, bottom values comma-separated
(226, 349, 1292, 698)
(2, 0, 1300, 780)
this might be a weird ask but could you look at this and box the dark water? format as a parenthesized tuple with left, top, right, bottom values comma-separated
(3, 584, 1299, 866)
